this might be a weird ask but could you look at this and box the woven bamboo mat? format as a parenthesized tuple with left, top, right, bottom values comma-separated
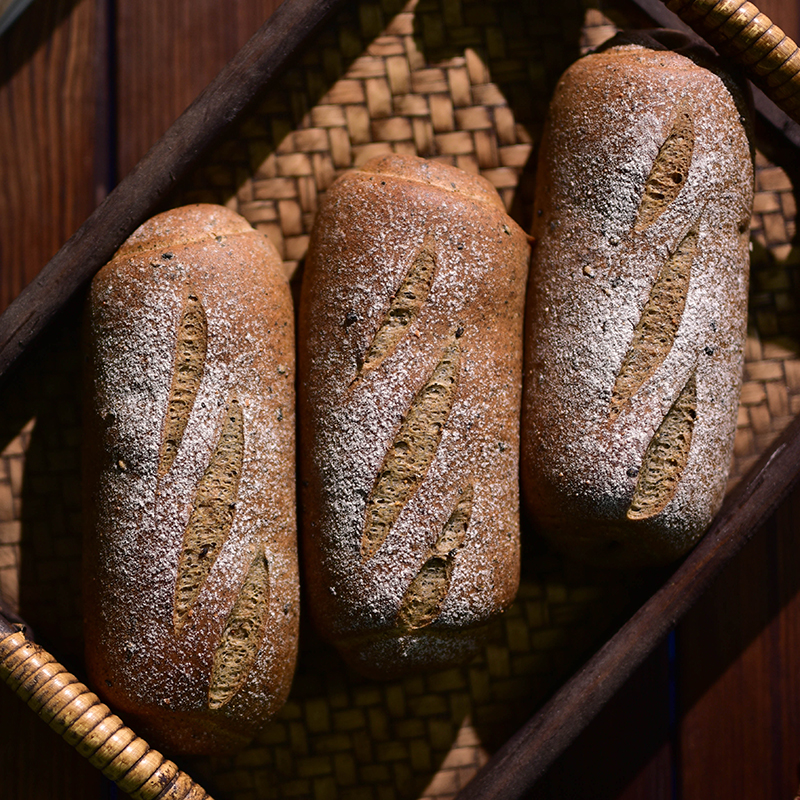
(0, 0, 798, 798)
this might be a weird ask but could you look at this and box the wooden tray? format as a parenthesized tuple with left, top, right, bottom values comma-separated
(1, 0, 799, 798)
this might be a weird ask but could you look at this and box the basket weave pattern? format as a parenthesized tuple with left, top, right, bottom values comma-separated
(0, 1, 798, 799)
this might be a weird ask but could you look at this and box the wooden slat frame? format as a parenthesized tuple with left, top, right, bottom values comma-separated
(0, 0, 349, 382)
(457, 414, 800, 798)
(0, 0, 799, 797)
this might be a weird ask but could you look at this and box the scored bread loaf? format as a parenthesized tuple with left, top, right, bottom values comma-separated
(298, 154, 530, 679)
(83, 204, 298, 754)
(521, 32, 754, 568)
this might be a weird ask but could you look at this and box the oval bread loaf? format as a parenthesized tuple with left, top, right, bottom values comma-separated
(521, 35, 754, 568)
(83, 204, 298, 754)
(299, 154, 530, 679)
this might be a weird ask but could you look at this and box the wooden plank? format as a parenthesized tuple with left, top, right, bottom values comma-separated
(0, 0, 348, 384)
(0, 0, 107, 316)
(0, 0, 34, 37)
(115, 0, 283, 179)
(677, 484, 800, 798)
(457, 410, 800, 799)
(0, 4, 107, 797)
(0, 686, 105, 800)
(536, 641, 673, 800)
(758, 0, 799, 44)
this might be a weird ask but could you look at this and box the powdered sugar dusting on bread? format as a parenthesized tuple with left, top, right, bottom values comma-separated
(521, 46, 753, 567)
(84, 205, 298, 753)
(299, 156, 530, 676)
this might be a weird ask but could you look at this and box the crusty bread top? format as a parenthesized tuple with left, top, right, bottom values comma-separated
(360, 153, 506, 211)
(111, 203, 256, 261)
(299, 156, 530, 650)
(521, 44, 753, 566)
(84, 204, 298, 751)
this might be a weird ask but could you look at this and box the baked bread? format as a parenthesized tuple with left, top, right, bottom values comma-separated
(298, 154, 530, 679)
(83, 204, 298, 754)
(521, 33, 754, 568)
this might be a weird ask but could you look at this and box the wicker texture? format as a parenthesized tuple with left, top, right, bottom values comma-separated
(173, 0, 584, 264)
(732, 152, 800, 486)
(0, 1, 798, 799)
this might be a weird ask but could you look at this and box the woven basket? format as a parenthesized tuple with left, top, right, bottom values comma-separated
(0, 0, 797, 798)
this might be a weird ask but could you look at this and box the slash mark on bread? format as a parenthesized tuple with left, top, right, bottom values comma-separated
(397, 484, 474, 630)
(635, 103, 694, 231)
(355, 235, 436, 381)
(173, 398, 244, 632)
(628, 370, 697, 520)
(361, 340, 461, 562)
(208, 548, 270, 709)
(159, 288, 208, 476)
(609, 221, 698, 422)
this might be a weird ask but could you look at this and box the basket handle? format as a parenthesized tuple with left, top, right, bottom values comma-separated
(663, 0, 800, 122)
(0, 627, 213, 800)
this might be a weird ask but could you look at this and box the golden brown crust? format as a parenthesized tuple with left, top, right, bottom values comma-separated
(298, 155, 530, 677)
(83, 204, 298, 754)
(111, 204, 255, 261)
(360, 153, 506, 210)
(521, 45, 754, 568)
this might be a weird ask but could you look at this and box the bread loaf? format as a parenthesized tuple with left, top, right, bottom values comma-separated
(83, 204, 298, 754)
(521, 33, 754, 568)
(298, 154, 530, 679)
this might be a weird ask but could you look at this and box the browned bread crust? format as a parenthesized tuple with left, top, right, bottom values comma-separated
(83, 204, 298, 754)
(298, 154, 530, 679)
(521, 44, 754, 568)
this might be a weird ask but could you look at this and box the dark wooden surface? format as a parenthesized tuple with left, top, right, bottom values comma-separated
(1, 1, 800, 798)
(0, 0, 344, 384)
(0, 3, 104, 797)
(678, 487, 800, 799)
(0, 0, 104, 318)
